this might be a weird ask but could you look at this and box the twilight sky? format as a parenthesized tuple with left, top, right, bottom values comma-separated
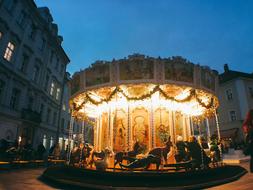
(35, 0, 253, 75)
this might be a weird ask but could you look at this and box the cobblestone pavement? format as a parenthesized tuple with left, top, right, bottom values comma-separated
(0, 163, 252, 190)
(0, 168, 54, 190)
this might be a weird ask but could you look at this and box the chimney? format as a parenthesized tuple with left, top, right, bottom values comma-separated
(224, 64, 229, 73)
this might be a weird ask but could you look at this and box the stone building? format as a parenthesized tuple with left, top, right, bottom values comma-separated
(218, 64, 253, 144)
(0, 0, 70, 149)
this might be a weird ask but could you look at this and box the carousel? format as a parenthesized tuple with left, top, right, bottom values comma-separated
(69, 54, 220, 153)
(42, 55, 247, 189)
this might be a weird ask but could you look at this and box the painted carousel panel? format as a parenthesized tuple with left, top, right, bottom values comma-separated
(113, 109, 128, 152)
(85, 62, 110, 87)
(164, 57, 194, 83)
(70, 74, 81, 95)
(119, 59, 154, 81)
(201, 68, 216, 91)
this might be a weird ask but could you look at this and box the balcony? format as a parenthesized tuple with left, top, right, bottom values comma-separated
(21, 108, 41, 124)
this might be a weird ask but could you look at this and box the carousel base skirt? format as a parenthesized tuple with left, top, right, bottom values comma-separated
(41, 165, 247, 189)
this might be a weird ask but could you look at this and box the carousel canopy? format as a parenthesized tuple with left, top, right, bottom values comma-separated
(69, 54, 219, 119)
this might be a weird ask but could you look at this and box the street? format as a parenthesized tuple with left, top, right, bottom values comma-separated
(0, 163, 253, 190)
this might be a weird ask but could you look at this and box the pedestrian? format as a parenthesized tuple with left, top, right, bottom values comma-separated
(52, 143, 61, 159)
(37, 143, 46, 160)
(242, 109, 253, 173)
(187, 136, 211, 169)
(175, 135, 188, 162)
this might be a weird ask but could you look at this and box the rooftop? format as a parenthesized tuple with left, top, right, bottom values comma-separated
(219, 64, 253, 84)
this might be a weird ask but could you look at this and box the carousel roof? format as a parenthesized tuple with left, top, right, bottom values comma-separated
(69, 54, 219, 119)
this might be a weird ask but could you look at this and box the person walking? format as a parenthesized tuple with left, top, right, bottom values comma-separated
(242, 109, 253, 173)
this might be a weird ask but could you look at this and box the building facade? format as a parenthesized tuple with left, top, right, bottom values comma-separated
(218, 64, 253, 144)
(0, 0, 70, 149)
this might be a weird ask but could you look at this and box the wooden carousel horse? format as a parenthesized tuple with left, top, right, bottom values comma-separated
(89, 148, 112, 168)
(148, 139, 172, 164)
(69, 146, 81, 166)
(79, 143, 93, 168)
(119, 154, 161, 170)
(114, 141, 141, 168)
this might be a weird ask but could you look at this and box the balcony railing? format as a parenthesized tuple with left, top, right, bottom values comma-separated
(21, 108, 41, 124)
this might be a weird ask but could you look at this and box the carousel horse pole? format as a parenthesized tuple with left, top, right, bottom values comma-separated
(114, 141, 141, 168)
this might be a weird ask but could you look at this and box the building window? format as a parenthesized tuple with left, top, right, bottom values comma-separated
(40, 104, 44, 117)
(67, 120, 70, 130)
(10, 88, 21, 110)
(0, 80, 6, 102)
(55, 58, 59, 71)
(56, 88, 61, 100)
(50, 82, 55, 96)
(50, 51, 54, 63)
(32, 65, 40, 83)
(62, 103, 66, 111)
(44, 75, 49, 91)
(61, 118, 65, 132)
(53, 112, 57, 126)
(226, 89, 233, 100)
(60, 64, 64, 74)
(249, 87, 253, 98)
(17, 11, 27, 27)
(229, 111, 237, 121)
(29, 24, 37, 40)
(27, 96, 34, 110)
(39, 38, 46, 51)
(4, 42, 15, 62)
(46, 108, 51, 123)
(20, 54, 29, 73)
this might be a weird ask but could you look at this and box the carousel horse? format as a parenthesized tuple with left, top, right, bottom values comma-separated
(148, 140, 172, 164)
(119, 154, 161, 170)
(79, 143, 93, 167)
(90, 148, 112, 168)
(114, 141, 141, 168)
(69, 146, 81, 166)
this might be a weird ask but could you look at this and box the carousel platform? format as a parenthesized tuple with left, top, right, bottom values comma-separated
(41, 165, 247, 189)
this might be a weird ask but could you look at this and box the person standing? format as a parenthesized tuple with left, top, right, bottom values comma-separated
(242, 109, 253, 172)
